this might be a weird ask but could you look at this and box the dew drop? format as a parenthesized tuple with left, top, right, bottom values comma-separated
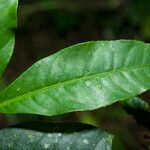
(85, 81, 92, 86)
(83, 139, 89, 144)
(67, 146, 71, 150)
(98, 85, 102, 89)
(55, 138, 59, 143)
(8, 143, 13, 148)
(17, 88, 20, 92)
(43, 143, 50, 149)
(47, 134, 52, 138)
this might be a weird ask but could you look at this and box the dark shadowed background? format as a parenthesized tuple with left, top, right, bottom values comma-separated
(0, 0, 150, 149)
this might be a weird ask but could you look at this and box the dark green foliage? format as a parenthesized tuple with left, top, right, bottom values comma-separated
(0, 122, 113, 150)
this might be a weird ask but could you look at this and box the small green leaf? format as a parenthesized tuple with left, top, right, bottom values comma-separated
(0, 122, 114, 150)
(0, 0, 18, 78)
(122, 97, 150, 129)
(0, 40, 150, 116)
(122, 97, 149, 111)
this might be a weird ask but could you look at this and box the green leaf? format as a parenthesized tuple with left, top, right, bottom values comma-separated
(121, 97, 150, 129)
(0, 40, 150, 116)
(0, 0, 18, 78)
(0, 122, 114, 150)
(122, 97, 149, 111)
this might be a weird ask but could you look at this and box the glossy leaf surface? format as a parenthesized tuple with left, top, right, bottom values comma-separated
(0, 40, 150, 116)
(0, 0, 18, 78)
(0, 122, 114, 150)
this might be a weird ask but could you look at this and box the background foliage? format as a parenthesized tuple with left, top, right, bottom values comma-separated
(0, 0, 150, 149)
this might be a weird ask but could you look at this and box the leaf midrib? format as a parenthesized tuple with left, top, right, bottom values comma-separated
(0, 64, 150, 107)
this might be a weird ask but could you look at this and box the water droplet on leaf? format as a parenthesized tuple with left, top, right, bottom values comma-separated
(17, 88, 20, 92)
(85, 81, 92, 86)
(83, 139, 89, 144)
